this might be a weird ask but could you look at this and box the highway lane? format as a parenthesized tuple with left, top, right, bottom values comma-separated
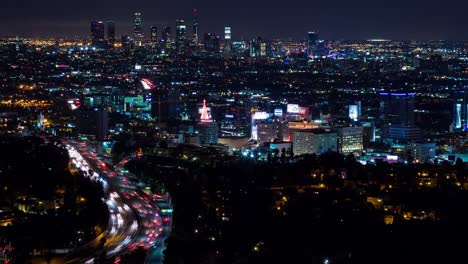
(63, 140, 140, 263)
(65, 139, 167, 263)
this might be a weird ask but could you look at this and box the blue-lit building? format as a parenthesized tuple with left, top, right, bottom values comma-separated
(380, 92, 420, 142)
(453, 89, 468, 131)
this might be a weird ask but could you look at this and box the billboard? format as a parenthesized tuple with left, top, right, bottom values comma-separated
(349, 105, 358, 121)
(274, 108, 283, 117)
(252, 111, 269, 120)
(287, 104, 300, 114)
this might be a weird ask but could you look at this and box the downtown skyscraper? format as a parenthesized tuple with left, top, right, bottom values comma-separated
(175, 19, 187, 52)
(107, 21, 115, 47)
(134, 12, 144, 47)
(193, 8, 199, 44)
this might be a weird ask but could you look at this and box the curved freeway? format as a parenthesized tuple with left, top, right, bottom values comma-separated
(62, 139, 165, 263)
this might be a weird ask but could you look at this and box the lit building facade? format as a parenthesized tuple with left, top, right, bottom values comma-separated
(134, 12, 144, 47)
(198, 100, 218, 145)
(453, 89, 468, 131)
(175, 20, 187, 51)
(338, 127, 364, 155)
(293, 130, 337, 156)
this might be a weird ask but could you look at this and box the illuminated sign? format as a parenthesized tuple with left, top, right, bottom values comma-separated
(287, 104, 300, 114)
(252, 111, 269, 120)
(274, 108, 283, 117)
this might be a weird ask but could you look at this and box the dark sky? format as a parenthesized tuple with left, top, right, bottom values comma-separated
(1, 0, 467, 40)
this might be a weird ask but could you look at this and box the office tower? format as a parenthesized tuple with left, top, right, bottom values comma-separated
(338, 127, 364, 155)
(121, 35, 132, 51)
(37, 112, 45, 131)
(198, 100, 218, 145)
(161, 26, 172, 50)
(96, 108, 109, 141)
(257, 121, 283, 144)
(204, 33, 220, 52)
(151, 87, 180, 126)
(249, 37, 259, 57)
(293, 129, 337, 156)
(306, 31, 319, 57)
(150, 26, 158, 47)
(380, 92, 420, 141)
(407, 142, 436, 163)
(91, 21, 106, 48)
(453, 89, 468, 131)
(224, 26, 231, 56)
(380, 92, 415, 127)
(134, 12, 144, 47)
(107, 21, 115, 47)
(193, 8, 199, 43)
(175, 20, 187, 51)
(349, 101, 361, 122)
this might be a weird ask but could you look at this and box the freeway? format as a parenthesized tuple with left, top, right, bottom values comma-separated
(63, 139, 167, 263)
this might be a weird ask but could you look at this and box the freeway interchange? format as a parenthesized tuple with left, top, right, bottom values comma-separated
(63, 139, 170, 263)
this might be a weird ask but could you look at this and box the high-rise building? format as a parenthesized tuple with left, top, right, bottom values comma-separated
(107, 21, 115, 47)
(293, 129, 337, 156)
(306, 31, 319, 58)
(96, 108, 109, 141)
(121, 35, 132, 51)
(380, 92, 415, 127)
(161, 27, 172, 50)
(175, 20, 187, 51)
(338, 127, 364, 155)
(453, 89, 468, 131)
(224, 26, 231, 56)
(257, 121, 283, 144)
(407, 142, 436, 163)
(193, 8, 199, 44)
(150, 26, 158, 47)
(198, 100, 218, 145)
(380, 92, 420, 141)
(204, 33, 220, 52)
(91, 21, 106, 48)
(134, 12, 144, 47)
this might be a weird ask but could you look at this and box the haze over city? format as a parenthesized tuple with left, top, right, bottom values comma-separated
(1, 0, 468, 39)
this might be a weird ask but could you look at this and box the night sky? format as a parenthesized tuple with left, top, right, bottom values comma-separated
(1, 0, 467, 40)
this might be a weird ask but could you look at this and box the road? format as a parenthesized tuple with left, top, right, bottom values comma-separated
(61, 139, 170, 263)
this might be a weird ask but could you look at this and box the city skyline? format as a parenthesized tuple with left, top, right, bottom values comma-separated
(1, 1, 468, 40)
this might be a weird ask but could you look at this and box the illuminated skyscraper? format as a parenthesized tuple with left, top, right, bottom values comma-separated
(224, 26, 231, 56)
(338, 127, 364, 155)
(175, 20, 187, 51)
(198, 100, 218, 145)
(161, 26, 172, 50)
(134, 12, 144, 46)
(193, 8, 199, 44)
(91, 21, 106, 48)
(453, 89, 468, 131)
(107, 21, 115, 47)
(306, 31, 319, 57)
(150, 26, 158, 47)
